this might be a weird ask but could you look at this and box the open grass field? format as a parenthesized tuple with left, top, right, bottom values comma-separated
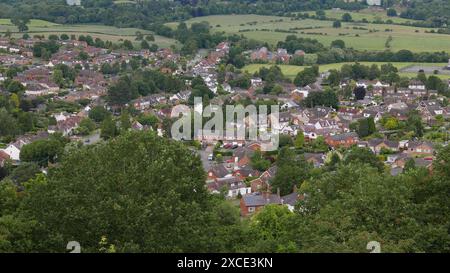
(305, 8, 417, 25)
(167, 14, 450, 52)
(0, 19, 179, 48)
(0, 19, 59, 28)
(242, 62, 450, 80)
(113, 0, 137, 4)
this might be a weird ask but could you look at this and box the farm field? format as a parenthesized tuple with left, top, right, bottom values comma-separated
(242, 62, 450, 80)
(0, 19, 179, 48)
(0, 19, 59, 27)
(304, 8, 417, 25)
(167, 14, 450, 52)
(113, 0, 137, 4)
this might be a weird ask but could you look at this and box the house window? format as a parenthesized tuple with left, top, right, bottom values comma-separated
(248, 207, 255, 213)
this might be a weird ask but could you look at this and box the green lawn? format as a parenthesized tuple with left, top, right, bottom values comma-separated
(243, 64, 305, 79)
(243, 62, 450, 80)
(167, 14, 450, 52)
(0, 19, 59, 27)
(0, 19, 179, 48)
(399, 72, 450, 80)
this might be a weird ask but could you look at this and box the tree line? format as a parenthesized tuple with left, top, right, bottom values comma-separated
(0, 0, 366, 29)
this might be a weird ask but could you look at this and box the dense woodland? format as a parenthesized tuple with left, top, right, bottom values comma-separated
(400, 0, 450, 24)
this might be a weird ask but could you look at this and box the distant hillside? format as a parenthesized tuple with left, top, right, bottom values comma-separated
(400, 0, 450, 24)
(0, 1, 449, 33)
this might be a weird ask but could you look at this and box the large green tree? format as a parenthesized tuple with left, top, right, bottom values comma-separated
(9, 132, 242, 252)
(271, 147, 311, 196)
(100, 116, 118, 140)
(294, 164, 422, 252)
(20, 136, 67, 167)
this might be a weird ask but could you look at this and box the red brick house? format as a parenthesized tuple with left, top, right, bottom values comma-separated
(160, 67, 173, 74)
(75, 70, 107, 90)
(325, 132, 358, 148)
(405, 141, 435, 156)
(0, 150, 10, 167)
(232, 166, 260, 179)
(246, 142, 262, 151)
(233, 147, 255, 167)
(250, 165, 277, 193)
(240, 192, 282, 216)
(207, 164, 230, 180)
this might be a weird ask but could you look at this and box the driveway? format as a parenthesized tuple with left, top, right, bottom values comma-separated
(198, 145, 214, 171)
(81, 130, 101, 146)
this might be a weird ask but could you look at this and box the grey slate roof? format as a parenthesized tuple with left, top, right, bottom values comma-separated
(390, 167, 403, 176)
(329, 132, 358, 141)
(413, 158, 433, 168)
(208, 163, 229, 178)
(281, 192, 300, 207)
(242, 193, 282, 207)
(368, 139, 399, 149)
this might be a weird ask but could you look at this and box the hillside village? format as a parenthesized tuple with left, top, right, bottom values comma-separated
(1, 0, 450, 255)
(0, 33, 449, 217)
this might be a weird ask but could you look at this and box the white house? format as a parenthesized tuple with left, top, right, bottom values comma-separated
(8, 46, 20, 53)
(408, 80, 426, 90)
(66, 0, 81, 6)
(251, 77, 263, 87)
(53, 112, 69, 122)
(366, 0, 382, 6)
(388, 102, 408, 111)
(280, 124, 295, 136)
(356, 81, 369, 89)
(314, 119, 338, 130)
(1, 143, 21, 162)
(291, 87, 310, 99)
(362, 109, 383, 123)
(280, 99, 299, 110)
(208, 177, 251, 198)
(373, 80, 390, 89)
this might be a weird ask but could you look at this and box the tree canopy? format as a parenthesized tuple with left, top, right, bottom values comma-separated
(0, 132, 243, 252)
(0, 135, 449, 253)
